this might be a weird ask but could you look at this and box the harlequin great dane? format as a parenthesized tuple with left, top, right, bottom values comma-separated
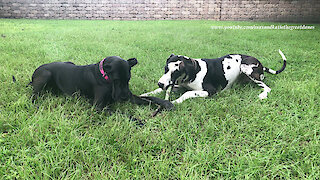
(141, 50, 287, 103)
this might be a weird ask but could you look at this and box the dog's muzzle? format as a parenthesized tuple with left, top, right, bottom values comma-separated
(158, 82, 175, 90)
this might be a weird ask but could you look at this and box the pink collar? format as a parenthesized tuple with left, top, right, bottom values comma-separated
(99, 58, 109, 81)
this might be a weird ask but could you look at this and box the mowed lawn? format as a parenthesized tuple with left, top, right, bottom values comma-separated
(1, 19, 319, 179)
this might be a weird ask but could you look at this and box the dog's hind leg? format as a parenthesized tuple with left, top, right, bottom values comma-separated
(240, 64, 271, 100)
(248, 77, 271, 100)
(30, 70, 52, 103)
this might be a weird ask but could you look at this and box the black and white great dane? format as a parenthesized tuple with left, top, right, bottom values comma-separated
(141, 50, 287, 103)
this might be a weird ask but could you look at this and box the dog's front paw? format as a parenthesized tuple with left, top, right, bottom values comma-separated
(161, 100, 175, 111)
(151, 100, 175, 117)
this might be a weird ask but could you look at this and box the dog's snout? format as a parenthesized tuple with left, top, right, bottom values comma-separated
(158, 82, 164, 89)
(121, 96, 129, 101)
(120, 92, 131, 101)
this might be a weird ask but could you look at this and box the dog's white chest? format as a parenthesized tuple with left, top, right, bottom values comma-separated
(222, 55, 242, 89)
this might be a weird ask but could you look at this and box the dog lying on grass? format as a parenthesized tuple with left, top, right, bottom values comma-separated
(141, 50, 287, 103)
(29, 56, 174, 112)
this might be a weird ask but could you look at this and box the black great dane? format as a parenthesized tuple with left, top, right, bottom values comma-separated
(29, 56, 173, 111)
(141, 50, 287, 103)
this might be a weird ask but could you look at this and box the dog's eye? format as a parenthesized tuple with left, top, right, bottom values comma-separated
(175, 64, 179, 67)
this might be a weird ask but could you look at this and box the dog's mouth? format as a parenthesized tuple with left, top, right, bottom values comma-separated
(112, 82, 132, 101)
(158, 81, 175, 90)
(167, 83, 174, 90)
(164, 83, 175, 91)
(114, 93, 131, 102)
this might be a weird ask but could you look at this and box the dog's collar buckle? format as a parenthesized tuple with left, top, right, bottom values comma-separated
(99, 58, 109, 81)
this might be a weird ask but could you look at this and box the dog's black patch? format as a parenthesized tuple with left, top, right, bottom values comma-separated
(183, 59, 201, 82)
(201, 57, 228, 95)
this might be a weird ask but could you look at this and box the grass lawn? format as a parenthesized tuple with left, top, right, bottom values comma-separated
(1, 19, 319, 179)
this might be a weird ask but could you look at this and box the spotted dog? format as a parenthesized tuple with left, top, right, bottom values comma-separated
(141, 50, 287, 103)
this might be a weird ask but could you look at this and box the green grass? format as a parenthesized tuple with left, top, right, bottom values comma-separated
(1, 19, 319, 179)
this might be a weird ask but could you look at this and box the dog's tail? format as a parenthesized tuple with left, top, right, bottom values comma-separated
(263, 49, 287, 75)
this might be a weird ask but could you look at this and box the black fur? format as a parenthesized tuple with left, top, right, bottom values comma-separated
(30, 56, 173, 111)
(202, 57, 228, 95)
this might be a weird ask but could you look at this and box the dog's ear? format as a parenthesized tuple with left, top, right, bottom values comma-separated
(128, 58, 138, 67)
(181, 57, 198, 75)
(166, 54, 175, 62)
(181, 57, 193, 70)
(181, 57, 199, 80)
(179, 60, 185, 71)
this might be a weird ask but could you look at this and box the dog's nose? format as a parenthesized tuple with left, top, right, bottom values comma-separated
(120, 95, 129, 101)
(158, 82, 164, 89)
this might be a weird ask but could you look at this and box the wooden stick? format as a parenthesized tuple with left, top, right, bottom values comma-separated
(165, 85, 172, 100)
(152, 85, 172, 117)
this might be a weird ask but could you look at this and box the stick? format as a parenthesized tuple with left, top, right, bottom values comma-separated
(152, 85, 172, 117)
(165, 85, 172, 100)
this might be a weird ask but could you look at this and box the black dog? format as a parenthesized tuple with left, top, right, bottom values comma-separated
(29, 56, 173, 111)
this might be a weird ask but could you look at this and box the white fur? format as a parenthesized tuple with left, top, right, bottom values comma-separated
(222, 55, 242, 89)
(172, 91, 209, 104)
(268, 69, 277, 74)
(158, 61, 181, 88)
(278, 49, 287, 61)
(240, 64, 259, 76)
(248, 76, 271, 100)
